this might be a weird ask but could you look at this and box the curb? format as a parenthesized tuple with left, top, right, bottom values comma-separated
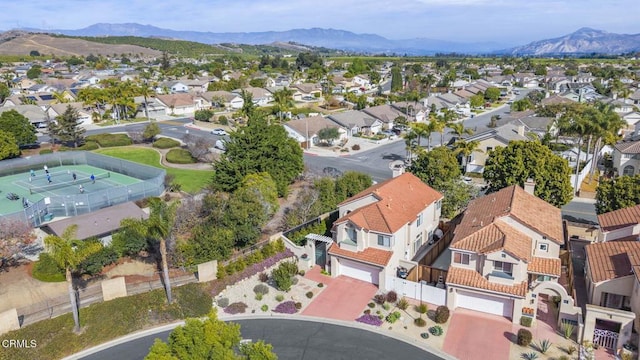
(62, 315, 456, 360)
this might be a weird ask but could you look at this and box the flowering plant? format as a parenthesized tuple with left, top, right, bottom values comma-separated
(274, 301, 298, 314)
(355, 314, 383, 327)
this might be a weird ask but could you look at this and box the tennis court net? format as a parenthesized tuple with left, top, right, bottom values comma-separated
(29, 172, 110, 194)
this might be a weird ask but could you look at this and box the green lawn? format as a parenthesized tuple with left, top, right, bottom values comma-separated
(95, 147, 213, 193)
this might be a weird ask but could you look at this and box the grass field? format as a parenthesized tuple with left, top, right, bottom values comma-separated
(94, 147, 213, 193)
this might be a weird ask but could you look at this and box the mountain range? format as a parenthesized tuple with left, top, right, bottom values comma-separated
(16, 23, 640, 56)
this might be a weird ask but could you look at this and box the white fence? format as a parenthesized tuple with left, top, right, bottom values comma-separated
(385, 275, 446, 306)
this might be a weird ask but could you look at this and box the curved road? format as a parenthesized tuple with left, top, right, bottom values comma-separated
(78, 318, 444, 360)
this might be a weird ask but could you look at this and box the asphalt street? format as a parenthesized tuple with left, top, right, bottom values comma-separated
(78, 319, 442, 360)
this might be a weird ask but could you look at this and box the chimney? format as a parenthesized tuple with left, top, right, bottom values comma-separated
(524, 178, 536, 195)
(517, 125, 525, 137)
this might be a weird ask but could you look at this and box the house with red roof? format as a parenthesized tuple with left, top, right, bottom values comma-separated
(597, 204, 640, 242)
(326, 172, 443, 290)
(444, 182, 579, 325)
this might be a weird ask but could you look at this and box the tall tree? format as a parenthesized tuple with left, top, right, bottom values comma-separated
(408, 146, 461, 190)
(212, 115, 303, 197)
(0, 219, 35, 270)
(0, 130, 20, 160)
(50, 105, 86, 148)
(44, 225, 102, 332)
(0, 109, 37, 146)
(596, 175, 640, 214)
(272, 88, 294, 122)
(0, 83, 9, 102)
(146, 199, 178, 304)
(483, 140, 573, 207)
(391, 66, 403, 92)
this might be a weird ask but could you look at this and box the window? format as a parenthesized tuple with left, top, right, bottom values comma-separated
(539, 243, 548, 252)
(454, 252, 470, 265)
(413, 233, 423, 254)
(346, 227, 357, 243)
(417, 213, 423, 227)
(377, 235, 391, 247)
(537, 275, 551, 282)
(494, 261, 513, 275)
(623, 165, 635, 176)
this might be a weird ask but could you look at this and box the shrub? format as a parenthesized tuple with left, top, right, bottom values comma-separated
(364, 309, 371, 315)
(434, 306, 450, 324)
(520, 316, 532, 327)
(77, 245, 118, 275)
(31, 253, 65, 282)
(385, 311, 401, 324)
(172, 283, 213, 318)
(253, 284, 269, 295)
(79, 141, 99, 150)
(272, 261, 297, 291)
(414, 317, 427, 327)
(86, 133, 132, 147)
(521, 352, 539, 360)
(397, 298, 409, 310)
(317, 283, 324, 288)
(416, 303, 428, 314)
(382, 303, 390, 311)
(259, 272, 269, 282)
(352, 144, 361, 151)
(218, 115, 228, 125)
(567, 345, 576, 355)
(537, 339, 551, 354)
(224, 302, 248, 314)
(367, 302, 375, 308)
(216, 297, 230, 308)
(275, 294, 285, 302)
(255, 293, 263, 301)
(298, 269, 305, 276)
(517, 328, 533, 347)
(295, 302, 302, 310)
(291, 277, 299, 286)
(386, 291, 398, 303)
(274, 301, 298, 314)
(153, 137, 180, 149)
(355, 314, 383, 327)
(561, 322, 575, 339)
(374, 294, 386, 305)
(166, 148, 196, 164)
(306, 291, 314, 299)
(261, 304, 268, 312)
(280, 261, 299, 277)
(429, 325, 443, 336)
(39, 149, 53, 155)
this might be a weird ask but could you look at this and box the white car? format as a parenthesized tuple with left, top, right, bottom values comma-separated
(211, 128, 228, 136)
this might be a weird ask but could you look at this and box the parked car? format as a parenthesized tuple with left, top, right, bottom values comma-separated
(211, 128, 228, 136)
(380, 130, 397, 139)
(302, 96, 315, 101)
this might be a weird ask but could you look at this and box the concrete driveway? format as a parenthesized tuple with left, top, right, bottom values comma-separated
(443, 309, 513, 360)
(302, 275, 378, 321)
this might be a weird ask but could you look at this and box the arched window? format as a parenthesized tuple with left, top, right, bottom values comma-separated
(623, 165, 635, 176)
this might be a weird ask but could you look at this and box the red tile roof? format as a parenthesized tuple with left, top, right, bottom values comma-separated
(451, 185, 563, 248)
(585, 241, 640, 283)
(328, 244, 393, 266)
(597, 204, 640, 232)
(335, 173, 442, 234)
(528, 257, 561, 277)
(451, 221, 533, 262)
(447, 267, 528, 297)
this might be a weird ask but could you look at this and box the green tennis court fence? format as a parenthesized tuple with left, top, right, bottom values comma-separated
(29, 172, 110, 194)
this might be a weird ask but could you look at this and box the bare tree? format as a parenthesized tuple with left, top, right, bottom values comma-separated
(0, 219, 36, 270)
(127, 128, 144, 144)
(183, 133, 214, 162)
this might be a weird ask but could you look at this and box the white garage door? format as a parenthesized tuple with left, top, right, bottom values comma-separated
(339, 258, 380, 285)
(456, 290, 514, 318)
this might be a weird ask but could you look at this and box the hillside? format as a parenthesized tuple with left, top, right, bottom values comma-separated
(0, 32, 162, 57)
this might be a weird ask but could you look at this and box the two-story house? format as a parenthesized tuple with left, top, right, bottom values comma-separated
(445, 183, 573, 324)
(327, 173, 443, 290)
(463, 123, 529, 173)
(612, 138, 640, 176)
(583, 242, 638, 350)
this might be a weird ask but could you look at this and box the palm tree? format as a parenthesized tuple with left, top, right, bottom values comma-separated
(136, 81, 154, 122)
(421, 73, 436, 97)
(52, 90, 70, 104)
(409, 122, 433, 151)
(44, 225, 102, 333)
(588, 103, 624, 180)
(448, 122, 473, 138)
(147, 199, 178, 304)
(272, 88, 294, 122)
(453, 139, 483, 171)
(564, 105, 593, 193)
(404, 130, 418, 165)
(239, 90, 255, 120)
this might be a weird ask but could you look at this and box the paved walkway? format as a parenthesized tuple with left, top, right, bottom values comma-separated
(302, 267, 377, 321)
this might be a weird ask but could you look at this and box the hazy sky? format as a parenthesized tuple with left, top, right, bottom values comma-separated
(2, 0, 639, 45)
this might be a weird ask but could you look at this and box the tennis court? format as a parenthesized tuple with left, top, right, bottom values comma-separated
(0, 151, 165, 226)
(1, 164, 142, 216)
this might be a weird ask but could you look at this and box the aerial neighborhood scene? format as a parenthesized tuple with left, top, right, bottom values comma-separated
(2, 1, 640, 359)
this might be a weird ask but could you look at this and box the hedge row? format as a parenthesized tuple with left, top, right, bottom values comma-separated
(86, 134, 132, 147)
